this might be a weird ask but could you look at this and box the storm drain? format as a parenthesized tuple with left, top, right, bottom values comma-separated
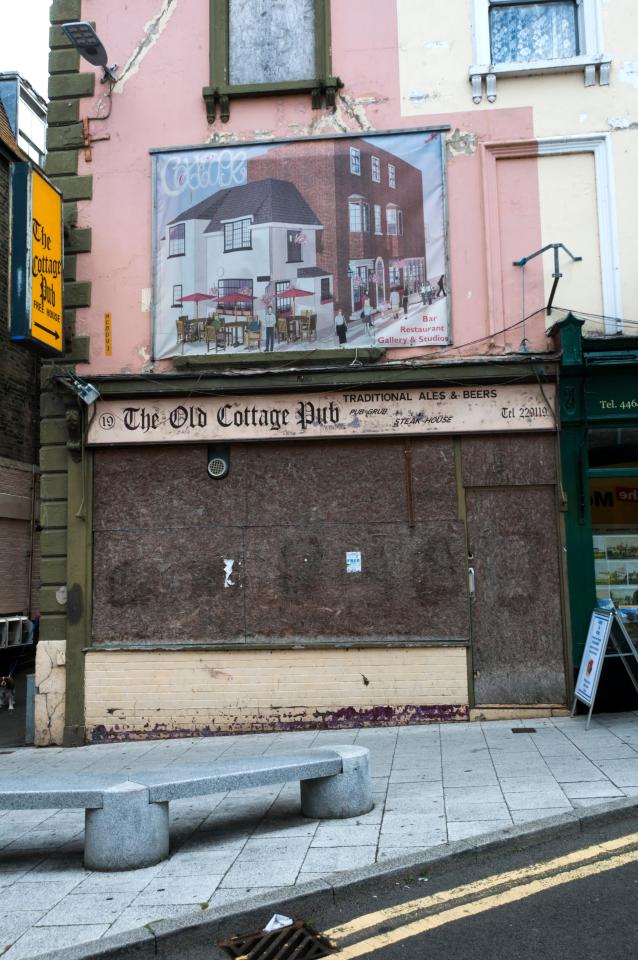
(511, 727, 537, 734)
(219, 920, 335, 959)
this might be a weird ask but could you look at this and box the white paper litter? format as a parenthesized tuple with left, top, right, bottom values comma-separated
(263, 914, 294, 932)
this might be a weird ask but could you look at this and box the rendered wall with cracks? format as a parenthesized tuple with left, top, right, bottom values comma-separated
(34, 640, 66, 746)
(72, 0, 549, 378)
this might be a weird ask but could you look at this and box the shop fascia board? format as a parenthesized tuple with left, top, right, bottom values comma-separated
(88, 359, 561, 399)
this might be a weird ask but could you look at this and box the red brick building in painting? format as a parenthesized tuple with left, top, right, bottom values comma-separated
(248, 137, 426, 316)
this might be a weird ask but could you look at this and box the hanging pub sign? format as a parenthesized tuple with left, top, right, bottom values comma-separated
(151, 128, 449, 360)
(10, 162, 64, 355)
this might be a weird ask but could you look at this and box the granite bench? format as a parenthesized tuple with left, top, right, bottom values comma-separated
(0, 745, 372, 871)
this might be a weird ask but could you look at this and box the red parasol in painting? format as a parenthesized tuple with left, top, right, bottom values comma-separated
(276, 286, 313, 314)
(178, 292, 216, 320)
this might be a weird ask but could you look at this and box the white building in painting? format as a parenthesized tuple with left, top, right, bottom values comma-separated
(159, 178, 335, 352)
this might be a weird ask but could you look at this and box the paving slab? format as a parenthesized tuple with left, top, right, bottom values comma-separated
(3, 715, 638, 956)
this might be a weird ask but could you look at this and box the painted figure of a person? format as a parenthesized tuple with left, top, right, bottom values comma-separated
(389, 288, 400, 320)
(264, 305, 276, 352)
(335, 308, 348, 346)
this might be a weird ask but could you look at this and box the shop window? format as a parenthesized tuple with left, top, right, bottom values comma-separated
(470, 0, 610, 103)
(223, 217, 252, 252)
(168, 223, 185, 258)
(172, 283, 183, 307)
(204, 0, 342, 122)
(371, 156, 381, 182)
(350, 147, 361, 175)
(388, 164, 396, 189)
(589, 428, 638, 642)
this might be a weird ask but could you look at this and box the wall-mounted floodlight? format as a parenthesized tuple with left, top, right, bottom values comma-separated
(58, 372, 101, 406)
(61, 22, 117, 83)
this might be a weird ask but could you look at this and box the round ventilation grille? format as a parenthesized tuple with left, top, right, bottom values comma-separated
(207, 457, 229, 479)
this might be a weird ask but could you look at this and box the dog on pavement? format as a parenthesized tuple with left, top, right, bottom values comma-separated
(0, 677, 15, 711)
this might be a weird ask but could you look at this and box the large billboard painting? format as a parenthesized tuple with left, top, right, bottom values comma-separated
(152, 130, 448, 359)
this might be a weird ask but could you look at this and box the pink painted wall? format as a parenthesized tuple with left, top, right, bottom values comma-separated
(76, 0, 546, 375)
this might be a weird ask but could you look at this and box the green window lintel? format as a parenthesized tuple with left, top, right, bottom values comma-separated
(204, 0, 341, 122)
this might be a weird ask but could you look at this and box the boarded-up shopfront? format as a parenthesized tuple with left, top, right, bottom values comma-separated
(82, 377, 568, 740)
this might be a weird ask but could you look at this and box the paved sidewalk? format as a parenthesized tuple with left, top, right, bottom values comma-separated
(1, 713, 638, 957)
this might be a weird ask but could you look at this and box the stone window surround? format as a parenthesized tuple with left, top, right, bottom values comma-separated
(480, 134, 622, 337)
(204, 0, 342, 123)
(469, 0, 611, 103)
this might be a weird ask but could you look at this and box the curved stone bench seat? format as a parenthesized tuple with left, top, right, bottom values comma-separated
(0, 745, 373, 872)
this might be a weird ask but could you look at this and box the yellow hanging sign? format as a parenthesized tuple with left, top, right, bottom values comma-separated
(29, 168, 64, 352)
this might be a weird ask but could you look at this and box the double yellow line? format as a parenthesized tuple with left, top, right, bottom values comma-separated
(326, 831, 638, 958)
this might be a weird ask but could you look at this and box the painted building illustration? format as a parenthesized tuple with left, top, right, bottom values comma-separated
(156, 135, 435, 356)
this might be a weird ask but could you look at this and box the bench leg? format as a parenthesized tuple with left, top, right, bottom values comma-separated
(84, 781, 169, 871)
(300, 746, 374, 819)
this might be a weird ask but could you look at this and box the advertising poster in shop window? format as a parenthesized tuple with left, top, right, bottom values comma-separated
(151, 130, 449, 359)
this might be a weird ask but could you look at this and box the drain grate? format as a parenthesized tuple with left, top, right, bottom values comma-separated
(511, 727, 537, 734)
(219, 920, 335, 959)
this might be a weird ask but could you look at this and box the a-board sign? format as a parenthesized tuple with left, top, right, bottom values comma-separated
(572, 608, 638, 728)
(10, 162, 64, 355)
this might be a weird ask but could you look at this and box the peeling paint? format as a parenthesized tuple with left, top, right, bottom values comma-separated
(115, 0, 179, 92)
(55, 586, 67, 605)
(619, 61, 638, 89)
(141, 288, 152, 312)
(608, 116, 638, 130)
(408, 90, 430, 103)
(89, 703, 470, 742)
(446, 128, 477, 158)
(137, 344, 154, 373)
(424, 40, 449, 49)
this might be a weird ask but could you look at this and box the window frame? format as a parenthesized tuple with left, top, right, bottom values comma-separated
(371, 156, 381, 183)
(287, 230, 304, 263)
(320, 276, 332, 303)
(388, 164, 396, 189)
(350, 147, 361, 176)
(489, 0, 581, 64)
(172, 283, 183, 308)
(223, 217, 252, 253)
(373, 203, 383, 235)
(470, 0, 609, 102)
(349, 199, 362, 234)
(204, 0, 342, 122)
(349, 197, 370, 234)
(168, 223, 186, 258)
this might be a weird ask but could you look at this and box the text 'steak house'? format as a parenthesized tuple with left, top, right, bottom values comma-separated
(38, 0, 638, 744)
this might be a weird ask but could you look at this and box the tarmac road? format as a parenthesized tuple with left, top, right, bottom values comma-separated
(41, 804, 638, 959)
(310, 817, 638, 959)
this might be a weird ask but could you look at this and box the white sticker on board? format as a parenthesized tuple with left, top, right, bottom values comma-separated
(346, 551, 362, 574)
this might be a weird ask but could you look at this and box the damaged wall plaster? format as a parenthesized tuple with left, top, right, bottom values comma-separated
(619, 61, 638, 89)
(608, 116, 638, 129)
(115, 0, 179, 92)
(34, 640, 66, 746)
(446, 128, 477, 158)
